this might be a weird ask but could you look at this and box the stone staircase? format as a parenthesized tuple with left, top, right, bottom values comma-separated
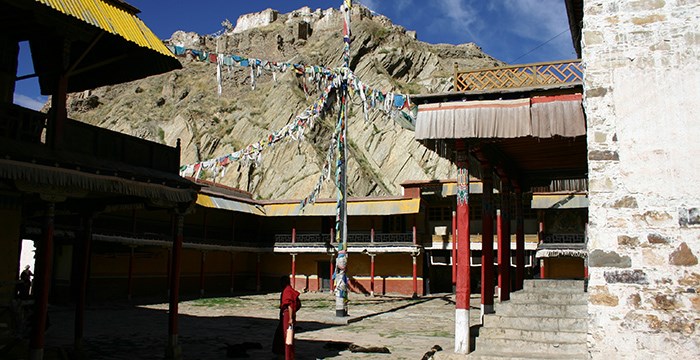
(468, 279, 588, 359)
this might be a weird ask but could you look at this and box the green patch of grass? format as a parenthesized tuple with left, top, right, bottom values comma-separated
(191, 297, 244, 307)
(302, 298, 334, 309)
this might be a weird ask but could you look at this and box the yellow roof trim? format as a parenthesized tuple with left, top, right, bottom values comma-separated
(196, 194, 265, 216)
(36, 0, 175, 58)
(264, 198, 421, 217)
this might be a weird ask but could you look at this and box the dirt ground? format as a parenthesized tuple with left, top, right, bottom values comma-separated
(17, 291, 483, 360)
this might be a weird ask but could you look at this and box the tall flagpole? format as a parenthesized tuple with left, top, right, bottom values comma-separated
(334, 0, 352, 317)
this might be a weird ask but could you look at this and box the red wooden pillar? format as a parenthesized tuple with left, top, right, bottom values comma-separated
(30, 202, 55, 360)
(166, 248, 172, 297)
(229, 252, 235, 294)
(498, 182, 511, 302)
(412, 254, 418, 298)
(127, 246, 135, 301)
(540, 259, 546, 279)
(451, 210, 457, 286)
(454, 140, 472, 353)
(74, 214, 93, 354)
(514, 185, 525, 291)
(291, 254, 297, 289)
(538, 211, 545, 279)
(370, 254, 376, 296)
(166, 213, 185, 359)
(199, 251, 206, 296)
(256, 253, 261, 292)
(481, 162, 495, 315)
(291, 227, 297, 288)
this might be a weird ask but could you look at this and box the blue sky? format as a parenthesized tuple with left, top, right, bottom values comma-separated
(14, 0, 576, 110)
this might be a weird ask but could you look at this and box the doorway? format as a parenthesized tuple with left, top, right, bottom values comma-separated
(318, 261, 330, 292)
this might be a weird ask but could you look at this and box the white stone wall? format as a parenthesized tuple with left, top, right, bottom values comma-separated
(233, 8, 278, 34)
(583, 0, 700, 358)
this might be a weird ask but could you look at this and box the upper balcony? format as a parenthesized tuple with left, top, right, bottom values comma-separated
(453, 59, 583, 92)
(0, 103, 181, 178)
(274, 232, 418, 254)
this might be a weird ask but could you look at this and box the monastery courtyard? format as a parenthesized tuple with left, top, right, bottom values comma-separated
(35, 292, 481, 360)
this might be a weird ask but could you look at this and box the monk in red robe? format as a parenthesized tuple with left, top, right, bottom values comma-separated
(272, 275, 301, 359)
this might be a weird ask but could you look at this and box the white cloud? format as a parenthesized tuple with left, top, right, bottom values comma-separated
(14, 93, 46, 111)
(429, 0, 482, 44)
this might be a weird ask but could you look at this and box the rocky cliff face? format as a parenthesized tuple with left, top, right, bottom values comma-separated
(65, 5, 501, 200)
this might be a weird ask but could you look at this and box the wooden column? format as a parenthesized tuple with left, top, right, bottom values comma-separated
(255, 253, 261, 292)
(370, 254, 376, 297)
(0, 36, 19, 103)
(538, 210, 545, 279)
(481, 162, 495, 315)
(199, 251, 206, 296)
(291, 254, 297, 289)
(166, 248, 172, 298)
(412, 254, 418, 298)
(166, 213, 184, 360)
(514, 185, 525, 290)
(127, 246, 135, 301)
(452, 210, 457, 287)
(74, 214, 93, 355)
(498, 181, 511, 302)
(455, 140, 472, 354)
(291, 227, 296, 288)
(30, 202, 55, 360)
(229, 252, 235, 294)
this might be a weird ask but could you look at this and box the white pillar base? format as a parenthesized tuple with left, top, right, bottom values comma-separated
(454, 308, 471, 354)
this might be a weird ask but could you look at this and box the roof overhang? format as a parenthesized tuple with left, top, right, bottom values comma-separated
(3, 0, 181, 93)
(414, 92, 587, 189)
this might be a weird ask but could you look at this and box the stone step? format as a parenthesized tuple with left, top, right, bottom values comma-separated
(523, 279, 585, 293)
(467, 349, 588, 360)
(494, 302, 588, 318)
(479, 327, 586, 343)
(509, 290, 588, 305)
(482, 314, 587, 332)
(475, 337, 588, 355)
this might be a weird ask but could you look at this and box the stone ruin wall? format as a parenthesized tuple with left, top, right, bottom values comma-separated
(583, 0, 699, 358)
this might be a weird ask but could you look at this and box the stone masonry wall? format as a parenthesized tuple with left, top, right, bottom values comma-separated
(583, 0, 700, 358)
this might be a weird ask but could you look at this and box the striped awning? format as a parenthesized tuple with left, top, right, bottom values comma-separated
(415, 94, 585, 140)
(264, 198, 421, 217)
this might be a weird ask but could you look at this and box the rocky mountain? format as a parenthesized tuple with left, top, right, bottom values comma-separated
(65, 5, 502, 200)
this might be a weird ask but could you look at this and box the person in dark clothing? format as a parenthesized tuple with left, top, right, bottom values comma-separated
(272, 275, 301, 360)
(19, 265, 33, 299)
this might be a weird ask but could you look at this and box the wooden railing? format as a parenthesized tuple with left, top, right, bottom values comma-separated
(0, 103, 181, 174)
(454, 59, 583, 92)
(275, 232, 414, 244)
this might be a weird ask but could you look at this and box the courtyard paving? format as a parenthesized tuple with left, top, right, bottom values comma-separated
(37, 292, 483, 359)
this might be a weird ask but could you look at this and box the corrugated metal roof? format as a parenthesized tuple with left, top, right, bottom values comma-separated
(35, 0, 174, 58)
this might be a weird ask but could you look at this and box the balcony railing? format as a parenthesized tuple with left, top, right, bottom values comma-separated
(0, 103, 180, 174)
(454, 59, 583, 92)
(275, 232, 414, 244)
(542, 233, 586, 244)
